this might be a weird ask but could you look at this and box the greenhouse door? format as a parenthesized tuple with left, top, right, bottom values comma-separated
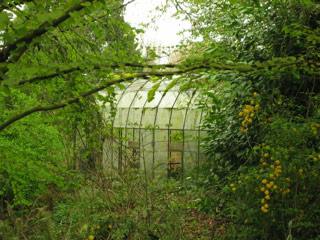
(168, 130, 183, 178)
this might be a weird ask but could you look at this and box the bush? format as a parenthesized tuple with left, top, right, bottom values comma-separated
(198, 91, 320, 239)
(0, 89, 78, 207)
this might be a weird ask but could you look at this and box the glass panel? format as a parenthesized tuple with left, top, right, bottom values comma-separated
(174, 91, 192, 109)
(118, 91, 136, 108)
(126, 108, 142, 128)
(154, 129, 168, 177)
(170, 109, 185, 129)
(140, 129, 154, 176)
(128, 79, 147, 92)
(141, 81, 156, 91)
(155, 108, 171, 129)
(131, 91, 148, 108)
(140, 108, 156, 128)
(113, 108, 128, 128)
(184, 131, 197, 152)
(184, 109, 201, 130)
(158, 91, 178, 108)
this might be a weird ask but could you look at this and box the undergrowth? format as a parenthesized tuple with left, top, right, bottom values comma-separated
(0, 169, 215, 240)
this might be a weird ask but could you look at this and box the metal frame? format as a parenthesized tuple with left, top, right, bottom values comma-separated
(104, 78, 207, 178)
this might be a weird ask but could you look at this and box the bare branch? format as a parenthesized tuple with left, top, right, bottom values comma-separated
(116, 0, 136, 11)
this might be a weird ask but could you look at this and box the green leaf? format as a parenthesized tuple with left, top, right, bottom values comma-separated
(148, 82, 161, 102)
(0, 12, 9, 30)
(164, 78, 180, 96)
(81, 2, 92, 7)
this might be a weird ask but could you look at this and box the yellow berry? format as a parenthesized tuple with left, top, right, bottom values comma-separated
(265, 190, 269, 195)
(261, 187, 265, 192)
(261, 199, 265, 203)
(239, 112, 243, 117)
(273, 185, 277, 190)
(254, 92, 258, 97)
(238, 180, 242, 184)
(264, 204, 269, 208)
(266, 184, 271, 189)
(265, 195, 270, 200)
(250, 113, 254, 118)
(270, 181, 274, 186)
(232, 187, 236, 191)
(298, 169, 303, 174)
(262, 179, 267, 184)
(262, 162, 267, 166)
(275, 160, 280, 165)
(264, 153, 269, 157)
(270, 165, 275, 169)
(89, 236, 95, 240)
(250, 100, 255, 105)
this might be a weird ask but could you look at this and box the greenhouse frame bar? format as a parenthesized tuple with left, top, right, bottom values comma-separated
(102, 78, 208, 178)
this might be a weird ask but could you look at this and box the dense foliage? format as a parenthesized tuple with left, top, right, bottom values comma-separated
(172, 0, 320, 239)
(0, 0, 319, 239)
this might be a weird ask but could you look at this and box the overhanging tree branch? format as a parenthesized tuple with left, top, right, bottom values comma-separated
(15, 63, 189, 85)
(13, 58, 304, 86)
(0, 57, 309, 130)
(0, 68, 199, 131)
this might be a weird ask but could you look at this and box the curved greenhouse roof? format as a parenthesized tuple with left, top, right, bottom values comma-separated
(103, 78, 206, 130)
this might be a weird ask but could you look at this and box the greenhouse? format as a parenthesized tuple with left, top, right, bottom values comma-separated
(102, 78, 208, 178)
